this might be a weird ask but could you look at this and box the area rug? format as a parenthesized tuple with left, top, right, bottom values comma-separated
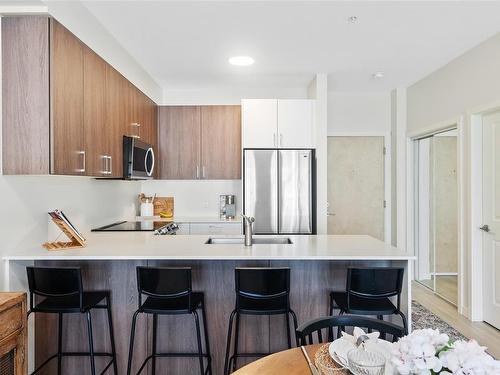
(412, 301, 467, 342)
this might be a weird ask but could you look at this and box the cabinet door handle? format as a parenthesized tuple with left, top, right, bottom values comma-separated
(131, 123, 141, 127)
(101, 155, 107, 175)
(108, 155, 112, 175)
(273, 133, 276, 147)
(76, 151, 86, 173)
(202, 166, 206, 179)
(280, 133, 283, 147)
(130, 134, 140, 139)
(103, 155, 112, 175)
(196, 165, 200, 179)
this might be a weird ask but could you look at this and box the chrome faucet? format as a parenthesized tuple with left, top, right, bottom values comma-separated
(241, 215, 255, 246)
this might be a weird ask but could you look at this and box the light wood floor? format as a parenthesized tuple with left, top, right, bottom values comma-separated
(413, 282, 500, 359)
(418, 275, 458, 305)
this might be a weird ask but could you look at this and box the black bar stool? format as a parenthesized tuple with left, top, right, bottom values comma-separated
(223, 267, 298, 375)
(26, 266, 117, 375)
(329, 267, 408, 334)
(126, 266, 212, 375)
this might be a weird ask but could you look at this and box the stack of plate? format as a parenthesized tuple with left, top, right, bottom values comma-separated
(328, 337, 394, 374)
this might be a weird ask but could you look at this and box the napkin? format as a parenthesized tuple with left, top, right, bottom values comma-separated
(330, 327, 381, 366)
(341, 327, 380, 345)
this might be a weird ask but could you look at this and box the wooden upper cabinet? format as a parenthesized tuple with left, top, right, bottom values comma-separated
(158, 106, 201, 179)
(140, 96, 158, 147)
(125, 82, 140, 139)
(158, 105, 241, 180)
(1, 16, 50, 175)
(150, 99, 158, 150)
(201, 106, 241, 179)
(137, 90, 148, 141)
(50, 19, 85, 175)
(105, 65, 127, 178)
(83, 46, 108, 177)
(1, 16, 158, 177)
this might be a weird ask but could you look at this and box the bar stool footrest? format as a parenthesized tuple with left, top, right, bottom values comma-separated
(135, 352, 211, 375)
(30, 352, 115, 375)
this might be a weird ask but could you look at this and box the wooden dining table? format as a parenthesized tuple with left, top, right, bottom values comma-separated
(233, 344, 323, 374)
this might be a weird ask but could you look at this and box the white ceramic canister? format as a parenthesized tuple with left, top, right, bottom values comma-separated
(140, 202, 154, 217)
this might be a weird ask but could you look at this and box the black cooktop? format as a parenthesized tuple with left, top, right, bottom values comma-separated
(91, 221, 164, 232)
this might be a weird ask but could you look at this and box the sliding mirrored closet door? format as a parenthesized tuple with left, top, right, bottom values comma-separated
(414, 129, 458, 305)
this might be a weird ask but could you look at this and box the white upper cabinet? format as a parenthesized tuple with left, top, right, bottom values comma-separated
(242, 99, 278, 148)
(277, 99, 315, 148)
(242, 99, 315, 149)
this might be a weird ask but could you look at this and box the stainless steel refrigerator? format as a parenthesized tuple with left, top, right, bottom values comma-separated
(243, 149, 316, 234)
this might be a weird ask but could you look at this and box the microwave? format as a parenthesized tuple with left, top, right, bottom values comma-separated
(123, 136, 155, 179)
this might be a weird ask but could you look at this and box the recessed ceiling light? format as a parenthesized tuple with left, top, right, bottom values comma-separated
(228, 56, 255, 66)
(372, 71, 385, 79)
(347, 16, 358, 24)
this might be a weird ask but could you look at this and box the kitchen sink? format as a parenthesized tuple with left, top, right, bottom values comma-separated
(205, 237, 293, 245)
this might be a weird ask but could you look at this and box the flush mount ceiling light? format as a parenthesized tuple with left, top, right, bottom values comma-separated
(228, 56, 255, 66)
(347, 16, 358, 23)
(372, 71, 385, 79)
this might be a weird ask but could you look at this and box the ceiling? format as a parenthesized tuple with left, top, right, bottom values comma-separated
(6, 1, 500, 92)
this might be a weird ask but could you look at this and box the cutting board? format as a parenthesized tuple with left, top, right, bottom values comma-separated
(153, 197, 174, 218)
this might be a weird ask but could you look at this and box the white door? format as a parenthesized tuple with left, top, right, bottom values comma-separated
(482, 110, 500, 329)
(277, 99, 315, 148)
(241, 99, 277, 148)
(327, 136, 385, 240)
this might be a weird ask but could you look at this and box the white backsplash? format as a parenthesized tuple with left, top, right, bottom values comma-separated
(0, 175, 140, 256)
(141, 180, 242, 218)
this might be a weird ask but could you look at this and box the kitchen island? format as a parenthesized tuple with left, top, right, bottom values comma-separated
(3, 233, 414, 375)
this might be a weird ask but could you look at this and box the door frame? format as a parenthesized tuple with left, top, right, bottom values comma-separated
(327, 131, 391, 243)
(469, 101, 500, 321)
(407, 117, 465, 312)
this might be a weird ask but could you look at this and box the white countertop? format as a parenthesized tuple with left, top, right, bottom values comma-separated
(3, 233, 415, 261)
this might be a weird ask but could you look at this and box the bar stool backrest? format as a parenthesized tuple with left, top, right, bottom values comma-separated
(26, 266, 83, 310)
(347, 267, 404, 309)
(136, 266, 192, 307)
(235, 267, 290, 300)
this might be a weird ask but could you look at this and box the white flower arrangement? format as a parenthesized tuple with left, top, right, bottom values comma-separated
(391, 329, 500, 375)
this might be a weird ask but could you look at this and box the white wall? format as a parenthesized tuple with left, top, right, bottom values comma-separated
(163, 87, 309, 105)
(141, 180, 241, 218)
(328, 92, 391, 134)
(407, 31, 500, 133)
